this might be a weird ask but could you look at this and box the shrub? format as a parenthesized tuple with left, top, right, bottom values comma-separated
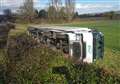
(0, 64, 5, 84)
(5, 34, 66, 84)
(51, 63, 120, 84)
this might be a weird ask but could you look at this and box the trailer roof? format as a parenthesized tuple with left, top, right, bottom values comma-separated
(29, 26, 92, 32)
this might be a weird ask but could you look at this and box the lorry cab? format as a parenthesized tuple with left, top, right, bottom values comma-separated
(65, 28, 104, 63)
(66, 31, 93, 63)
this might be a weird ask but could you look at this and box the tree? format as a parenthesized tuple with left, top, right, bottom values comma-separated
(59, 7, 68, 20)
(38, 9, 48, 19)
(35, 9, 39, 17)
(73, 12, 79, 19)
(103, 11, 115, 20)
(65, 0, 75, 21)
(48, 6, 57, 21)
(108, 11, 115, 20)
(18, 0, 36, 22)
(50, 0, 62, 11)
(47, 0, 76, 21)
(48, 0, 62, 20)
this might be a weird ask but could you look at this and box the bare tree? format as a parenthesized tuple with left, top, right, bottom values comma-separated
(65, 0, 75, 21)
(51, 0, 62, 11)
(48, 6, 57, 21)
(18, 0, 36, 22)
(48, 0, 76, 21)
(59, 7, 68, 20)
(47, 0, 62, 21)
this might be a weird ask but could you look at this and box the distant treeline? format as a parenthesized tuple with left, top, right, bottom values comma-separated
(74, 11, 120, 20)
(1, 8, 120, 24)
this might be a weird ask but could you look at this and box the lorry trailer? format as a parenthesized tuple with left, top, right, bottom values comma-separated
(27, 26, 104, 63)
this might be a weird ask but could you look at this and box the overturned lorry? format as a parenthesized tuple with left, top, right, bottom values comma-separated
(27, 26, 104, 63)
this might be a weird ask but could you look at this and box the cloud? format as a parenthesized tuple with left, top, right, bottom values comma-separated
(75, 3, 120, 14)
(0, 0, 43, 8)
(76, 3, 114, 9)
(34, 0, 39, 2)
(0, 0, 23, 7)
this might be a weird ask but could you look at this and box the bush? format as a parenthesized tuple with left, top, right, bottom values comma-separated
(0, 64, 5, 84)
(5, 34, 66, 84)
(51, 63, 120, 84)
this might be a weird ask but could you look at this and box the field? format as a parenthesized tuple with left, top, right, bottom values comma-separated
(9, 20, 120, 73)
(0, 20, 120, 83)
(10, 20, 120, 71)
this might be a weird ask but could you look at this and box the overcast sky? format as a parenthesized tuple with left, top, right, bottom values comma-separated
(0, 0, 120, 14)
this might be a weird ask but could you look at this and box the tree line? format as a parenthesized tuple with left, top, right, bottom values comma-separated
(17, 0, 76, 22)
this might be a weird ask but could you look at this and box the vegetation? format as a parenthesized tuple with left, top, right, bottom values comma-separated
(18, 0, 36, 22)
(0, 20, 119, 84)
(15, 0, 76, 23)
(0, 32, 119, 84)
(0, 0, 120, 83)
(4, 34, 68, 83)
(8, 20, 120, 74)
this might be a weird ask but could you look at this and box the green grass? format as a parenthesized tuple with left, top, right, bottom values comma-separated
(66, 20, 120, 51)
(9, 24, 29, 37)
(0, 49, 6, 64)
